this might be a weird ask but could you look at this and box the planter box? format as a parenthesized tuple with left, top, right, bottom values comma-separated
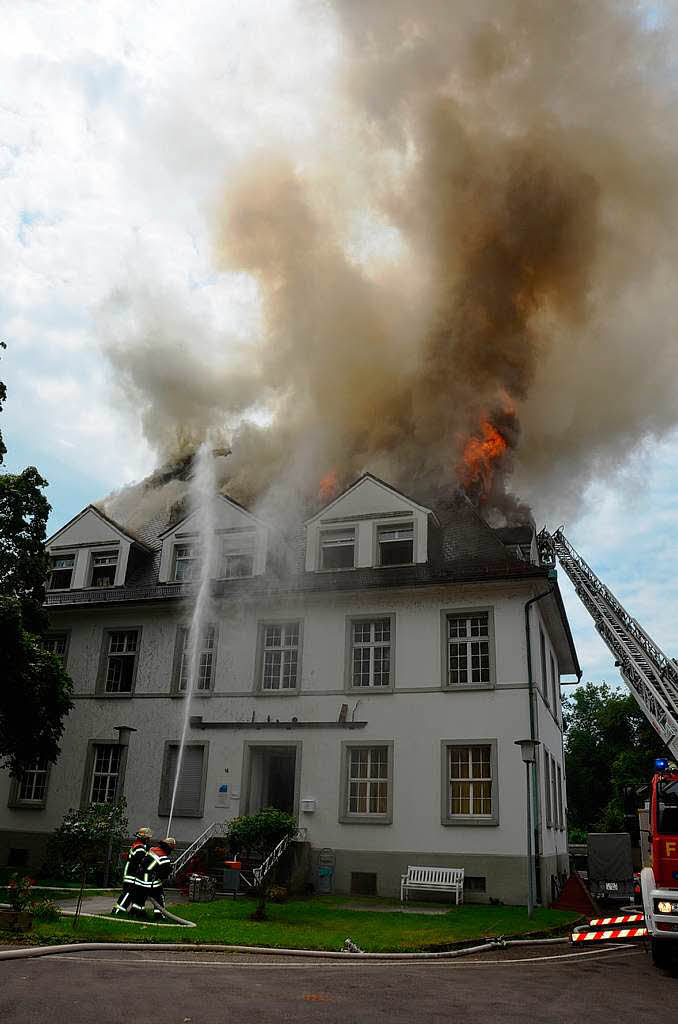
(0, 909, 34, 931)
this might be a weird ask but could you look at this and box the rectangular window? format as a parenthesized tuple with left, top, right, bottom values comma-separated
(377, 523, 414, 566)
(220, 533, 255, 578)
(260, 622, 300, 691)
(173, 542, 200, 581)
(90, 550, 118, 588)
(557, 764, 564, 829)
(44, 633, 68, 662)
(90, 744, 121, 804)
(544, 750, 552, 826)
(320, 528, 355, 570)
(103, 629, 139, 693)
(448, 745, 493, 818)
(551, 755, 559, 832)
(350, 618, 392, 688)
(18, 759, 49, 803)
(346, 746, 390, 817)
(550, 654, 559, 717)
(445, 611, 492, 687)
(176, 624, 216, 692)
(158, 743, 207, 818)
(540, 628, 548, 703)
(48, 553, 75, 590)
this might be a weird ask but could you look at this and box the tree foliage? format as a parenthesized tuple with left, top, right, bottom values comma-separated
(0, 348, 73, 774)
(226, 808, 298, 920)
(43, 801, 129, 881)
(564, 682, 667, 833)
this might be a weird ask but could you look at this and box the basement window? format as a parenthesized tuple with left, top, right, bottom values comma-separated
(350, 872, 377, 896)
(48, 554, 75, 590)
(90, 551, 118, 588)
(320, 528, 355, 570)
(464, 876, 487, 892)
(377, 524, 413, 566)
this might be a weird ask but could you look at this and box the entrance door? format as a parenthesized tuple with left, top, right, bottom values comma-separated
(245, 745, 298, 816)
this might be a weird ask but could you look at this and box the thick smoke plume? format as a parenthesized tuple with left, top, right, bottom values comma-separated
(103, 1, 678, 532)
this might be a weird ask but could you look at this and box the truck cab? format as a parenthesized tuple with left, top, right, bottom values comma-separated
(641, 770, 678, 967)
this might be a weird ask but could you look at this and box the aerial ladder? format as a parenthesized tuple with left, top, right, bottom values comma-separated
(538, 528, 678, 966)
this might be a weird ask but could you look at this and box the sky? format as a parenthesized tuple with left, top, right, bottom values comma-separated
(2, 1, 678, 696)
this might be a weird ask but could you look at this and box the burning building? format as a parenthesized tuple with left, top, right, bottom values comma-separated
(0, 470, 578, 904)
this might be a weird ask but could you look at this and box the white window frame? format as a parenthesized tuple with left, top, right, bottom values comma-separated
(158, 741, 209, 819)
(551, 754, 559, 833)
(339, 741, 393, 824)
(544, 749, 553, 827)
(173, 542, 200, 582)
(441, 740, 499, 827)
(319, 528, 356, 571)
(90, 744, 122, 804)
(539, 627, 548, 704)
(89, 550, 118, 588)
(347, 616, 394, 690)
(557, 763, 564, 830)
(257, 621, 302, 692)
(174, 624, 217, 693)
(219, 533, 256, 579)
(376, 522, 414, 567)
(98, 628, 141, 695)
(441, 608, 495, 690)
(48, 553, 75, 590)
(44, 631, 70, 665)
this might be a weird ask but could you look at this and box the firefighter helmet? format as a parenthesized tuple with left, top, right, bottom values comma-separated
(135, 827, 153, 839)
(160, 837, 177, 849)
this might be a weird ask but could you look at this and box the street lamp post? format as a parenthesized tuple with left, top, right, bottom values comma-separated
(515, 738, 540, 918)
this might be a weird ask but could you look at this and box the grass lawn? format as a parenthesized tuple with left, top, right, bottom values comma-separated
(2, 895, 580, 953)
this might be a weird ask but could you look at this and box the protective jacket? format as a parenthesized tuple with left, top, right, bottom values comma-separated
(112, 836, 150, 915)
(140, 844, 173, 916)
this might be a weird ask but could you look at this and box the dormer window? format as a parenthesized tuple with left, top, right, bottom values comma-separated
(173, 542, 199, 581)
(220, 533, 255, 579)
(90, 551, 118, 588)
(48, 554, 75, 590)
(377, 523, 413, 566)
(321, 528, 355, 570)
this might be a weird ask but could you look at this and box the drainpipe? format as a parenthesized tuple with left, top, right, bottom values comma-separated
(524, 580, 555, 905)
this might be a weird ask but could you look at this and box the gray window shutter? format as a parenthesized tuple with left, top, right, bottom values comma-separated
(160, 745, 204, 817)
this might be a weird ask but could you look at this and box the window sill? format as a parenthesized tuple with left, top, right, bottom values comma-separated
(443, 682, 495, 692)
(158, 811, 204, 819)
(442, 816, 499, 827)
(96, 692, 134, 699)
(347, 686, 394, 693)
(7, 802, 47, 811)
(338, 815, 393, 826)
(255, 689, 300, 697)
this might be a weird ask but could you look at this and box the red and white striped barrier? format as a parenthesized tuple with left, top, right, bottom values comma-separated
(571, 926, 647, 942)
(587, 914, 645, 926)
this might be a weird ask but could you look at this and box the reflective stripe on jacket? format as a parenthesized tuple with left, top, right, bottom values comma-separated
(123, 839, 148, 883)
(140, 846, 172, 889)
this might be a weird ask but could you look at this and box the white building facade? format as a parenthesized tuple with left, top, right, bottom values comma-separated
(0, 474, 579, 904)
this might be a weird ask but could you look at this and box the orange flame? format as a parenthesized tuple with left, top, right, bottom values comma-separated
(318, 468, 339, 503)
(460, 421, 508, 497)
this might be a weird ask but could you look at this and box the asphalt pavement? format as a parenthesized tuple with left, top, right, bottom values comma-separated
(1, 942, 675, 1023)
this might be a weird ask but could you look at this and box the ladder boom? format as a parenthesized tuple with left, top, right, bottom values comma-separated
(539, 528, 678, 761)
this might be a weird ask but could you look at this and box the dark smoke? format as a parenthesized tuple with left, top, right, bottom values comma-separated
(102, 1, 678, 531)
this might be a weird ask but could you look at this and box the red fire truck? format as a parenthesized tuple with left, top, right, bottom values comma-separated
(640, 765, 678, 967)
(539, 529, 678, 968)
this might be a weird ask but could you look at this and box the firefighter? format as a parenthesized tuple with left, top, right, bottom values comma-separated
(140, 836, 176, 919)
(111, 827, 152, 916)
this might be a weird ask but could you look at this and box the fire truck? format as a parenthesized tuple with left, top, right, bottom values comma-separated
(539, 529, 678, 967)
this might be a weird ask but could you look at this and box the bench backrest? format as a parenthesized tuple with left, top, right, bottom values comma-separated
(406, 866, 464, 885)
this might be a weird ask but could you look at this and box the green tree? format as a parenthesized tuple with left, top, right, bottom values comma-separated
(564, 682, 666, 834)
(226, 808, 298, 920)
(43, 801, 129, 882)
(0, 348, 73, 774)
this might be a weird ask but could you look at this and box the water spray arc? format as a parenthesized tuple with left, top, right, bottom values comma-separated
(166, 442, 219, 836)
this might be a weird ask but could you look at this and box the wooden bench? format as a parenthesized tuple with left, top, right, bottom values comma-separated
(400, 866, 464, 905)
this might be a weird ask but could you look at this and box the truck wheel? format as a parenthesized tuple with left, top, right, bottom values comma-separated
(651, 938, 674, 969)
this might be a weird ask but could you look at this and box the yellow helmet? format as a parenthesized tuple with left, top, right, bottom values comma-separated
(135, 827, 153, 839)
(161, 837, 177, 849)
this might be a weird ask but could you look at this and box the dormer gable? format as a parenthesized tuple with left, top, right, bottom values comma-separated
(305, 473, 434, 572)
(45, 505, 150, 590)
(158, 494, 268, 583)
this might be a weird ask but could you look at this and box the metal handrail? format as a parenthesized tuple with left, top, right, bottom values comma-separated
(170, 821, 227, 878)
(252, 831, 301, 886)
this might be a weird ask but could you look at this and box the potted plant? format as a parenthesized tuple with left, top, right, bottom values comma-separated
(0, 873, 35, 931)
